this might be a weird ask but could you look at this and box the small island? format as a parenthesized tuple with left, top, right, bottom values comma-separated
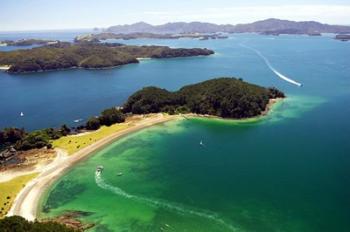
(123, 77, 285, 118)
(0, 39, 59, 47)
(0, 42, 214, 73)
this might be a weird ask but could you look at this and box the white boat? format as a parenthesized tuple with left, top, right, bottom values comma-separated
(74, 118, 83, 123)
(20, 112, 24, 117)
(96, 165, 104, 173)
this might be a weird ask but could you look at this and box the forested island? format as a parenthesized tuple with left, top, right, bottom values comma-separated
(124, 77, 285, 118)
(0, 42, 214, 73)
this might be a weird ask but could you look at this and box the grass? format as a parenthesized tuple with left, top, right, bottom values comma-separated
(0, 173, 38, 219)
(52, 123, 130, 155)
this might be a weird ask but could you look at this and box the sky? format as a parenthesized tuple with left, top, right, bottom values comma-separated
(1, 0, 350, 31)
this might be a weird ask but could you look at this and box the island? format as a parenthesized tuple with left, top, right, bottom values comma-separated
(123, 77, 285, 118)
(74, 32, 228, 42)
(0, 39, 59, 47)
(335, 34, 350, 41)
(0, 42, 214, 73)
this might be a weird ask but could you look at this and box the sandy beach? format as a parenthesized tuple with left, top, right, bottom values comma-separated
(7, 113, 178, 221)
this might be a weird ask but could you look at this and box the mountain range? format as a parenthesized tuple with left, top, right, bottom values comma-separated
(106, 18, 350, 35)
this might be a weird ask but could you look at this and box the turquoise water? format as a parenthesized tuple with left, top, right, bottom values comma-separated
(40, 96, 350, 231)
(1, 33, 350, 231)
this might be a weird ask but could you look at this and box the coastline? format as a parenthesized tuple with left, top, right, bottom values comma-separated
(184, 98, 283, 122)
(6, 98, 282, 221)
(7, 113, 178, 221)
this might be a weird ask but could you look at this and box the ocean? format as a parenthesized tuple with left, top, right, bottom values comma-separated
(1, 32, 350, 231)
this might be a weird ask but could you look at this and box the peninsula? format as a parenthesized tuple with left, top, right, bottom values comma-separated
(0, 42, 214, 73)
(1, 78, 284, 226)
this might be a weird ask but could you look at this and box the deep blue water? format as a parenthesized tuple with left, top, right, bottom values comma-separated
(0, 33, 349, 131)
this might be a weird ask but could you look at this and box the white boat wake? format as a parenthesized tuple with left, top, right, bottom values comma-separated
(240, 44, 302, 87)
(95, 171, 237, 231)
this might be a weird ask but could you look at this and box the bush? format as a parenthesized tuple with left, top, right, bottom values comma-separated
(86, 117, 101, 130)
(0, 216, 75, 232)
(99, 108, 125, 126)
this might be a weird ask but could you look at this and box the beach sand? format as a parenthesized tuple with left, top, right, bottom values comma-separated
(7, 113, 178, 221)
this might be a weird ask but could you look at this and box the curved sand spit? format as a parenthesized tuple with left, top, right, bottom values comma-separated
(7, 114, 177, 221)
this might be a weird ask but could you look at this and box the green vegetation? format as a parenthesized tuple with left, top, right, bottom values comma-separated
(0, 125, 70, 151)
(0, 216, 75, 232)
(86, 107, 126, 130)
(123, 77, 285, 118)
(52, 123, 129, 155)
(0, 173, 38, 218)
(0, 43, 214, 73)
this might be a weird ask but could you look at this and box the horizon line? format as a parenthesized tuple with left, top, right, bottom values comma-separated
(1, 18, 350, 33)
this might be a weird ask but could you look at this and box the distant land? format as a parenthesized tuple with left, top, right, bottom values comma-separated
(0, 39, 58, 47)
(75, 32, 228, 43)
(335, 34, 350, 41)
(106, 18, 350, 35)
(0, 42, 214, 73)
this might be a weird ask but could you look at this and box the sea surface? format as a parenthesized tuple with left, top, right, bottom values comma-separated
(1, 32, 350, 231)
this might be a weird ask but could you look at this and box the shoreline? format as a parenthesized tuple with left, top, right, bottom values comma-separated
(183, 98, 283, 122)
(6, 98, 282, 221)
(7, 114, 178, 221)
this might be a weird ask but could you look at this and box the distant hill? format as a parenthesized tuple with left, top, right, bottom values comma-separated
(106, 18, 350, 35)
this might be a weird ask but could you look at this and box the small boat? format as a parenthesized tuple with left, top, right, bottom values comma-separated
(74, 118, 83, 123)
(96, 165, 104, 173)
(20, 112, 24, 117)
(200, 140, 204, 146)
(117, 172, 123, 176)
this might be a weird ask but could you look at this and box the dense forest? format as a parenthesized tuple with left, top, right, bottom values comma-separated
(0, 42, 214, 73)
(123, 77, 285, 118)
(0, 216, 75, 232)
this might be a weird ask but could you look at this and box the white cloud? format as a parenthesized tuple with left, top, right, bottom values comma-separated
(143, 5, 350, 25)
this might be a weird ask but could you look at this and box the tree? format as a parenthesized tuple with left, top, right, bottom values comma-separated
(0, 216, 75, 232)
(60, 125, 71, 136)
(86, 117, 101, 130)
(99, 108, 125, 126)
